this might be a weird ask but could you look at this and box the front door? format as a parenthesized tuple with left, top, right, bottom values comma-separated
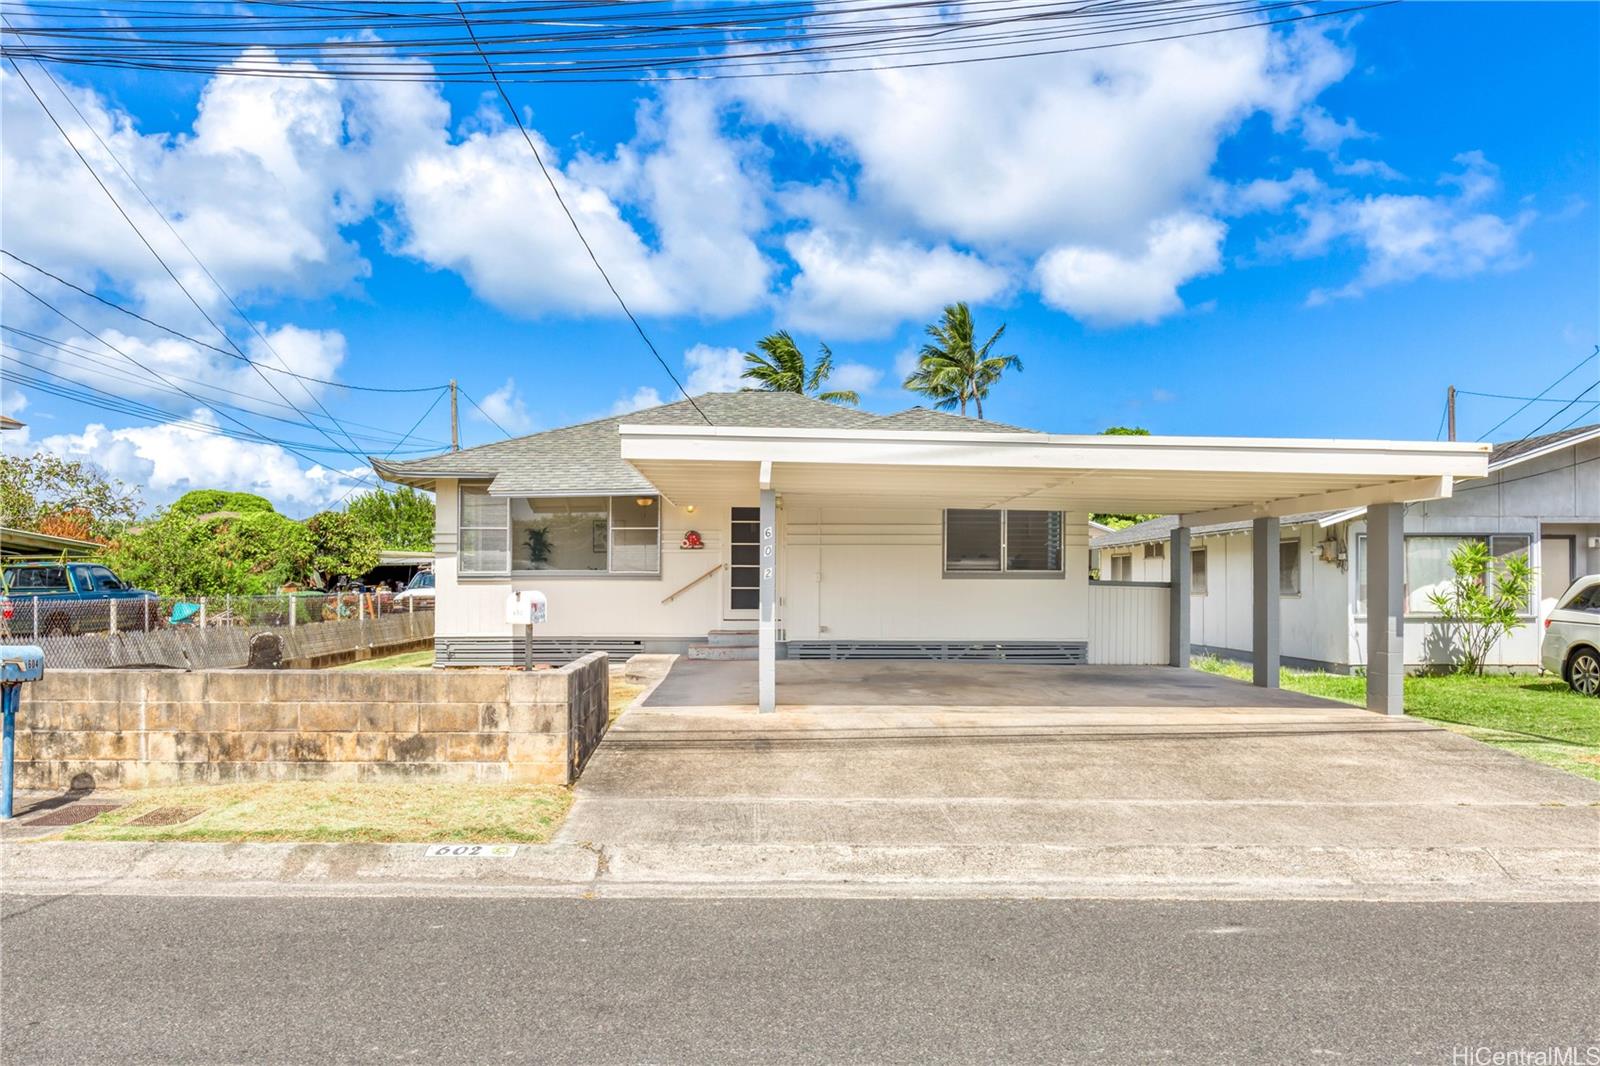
(725, 506, 761, 621)
(1542, 535, 1575, 615)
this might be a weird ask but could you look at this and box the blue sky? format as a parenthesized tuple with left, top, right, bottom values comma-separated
(1, 2, 1596, 515)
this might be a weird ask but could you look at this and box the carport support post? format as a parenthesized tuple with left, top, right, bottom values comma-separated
(1252, 516, 1280, 688)
(1366, 502, 1405, 716)
(1169, 525, 1191, 667)
(758, 463, 777, 714)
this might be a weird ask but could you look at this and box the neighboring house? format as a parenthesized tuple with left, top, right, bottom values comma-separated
(0, 415, 24, 432)
(1091, 424, 1600, 673)
(371, 389, 1485, 712)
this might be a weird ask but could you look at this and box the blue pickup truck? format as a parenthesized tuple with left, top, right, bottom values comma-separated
(1, 562, 159, 637)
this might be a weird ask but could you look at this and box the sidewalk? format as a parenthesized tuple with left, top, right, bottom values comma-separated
(5, 836, 1598, 902)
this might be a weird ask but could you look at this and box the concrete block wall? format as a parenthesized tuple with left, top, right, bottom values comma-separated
(13, 652, 609, 790)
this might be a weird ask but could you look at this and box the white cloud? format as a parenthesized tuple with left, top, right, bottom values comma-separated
(394, 87, 769, 319)
(2, 387, 26, 417)
(611, 386, 664, 415)
(1299, 152, 1531, 303)
(783, 229, 1009, 338)
(1035, 214, 1226, 326)
(683, 344, 747, 393)
(0, 58, 447, 325)
(738, 25, 1350, 255)
(33, 412, 367, 514)
(471, 378, 534, 435)
(828, 362, 884, 395)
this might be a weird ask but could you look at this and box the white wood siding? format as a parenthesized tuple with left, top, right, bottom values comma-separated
(1086, 584, 1170, 664)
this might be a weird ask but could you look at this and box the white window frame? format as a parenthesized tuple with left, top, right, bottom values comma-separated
(458, 486, 662, 578)
(1279, 538, 1302, 597)
(942, 508, 1065, 578)
(1354, 532, 1535, 619)
(458, 486, 510, 576)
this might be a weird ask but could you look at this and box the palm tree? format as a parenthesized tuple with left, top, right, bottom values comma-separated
(741, 331, 859, 405)
(903, 302, 1020, 419)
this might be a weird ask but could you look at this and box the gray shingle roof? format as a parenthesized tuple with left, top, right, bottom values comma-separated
(1489, 422, 1600, 468)
(372, 391, 1022, 495)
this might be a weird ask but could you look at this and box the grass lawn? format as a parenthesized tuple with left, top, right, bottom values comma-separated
(58, 781, 572, 844)
(1193, 656, 1600, 782)
(335, 649, 434, 670)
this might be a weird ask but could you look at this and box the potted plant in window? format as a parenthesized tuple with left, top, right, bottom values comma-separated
(525, 526, 553, 569)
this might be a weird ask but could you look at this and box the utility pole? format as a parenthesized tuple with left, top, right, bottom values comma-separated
(1447, 385, 1456, 442)
(449, 379, 459, 451)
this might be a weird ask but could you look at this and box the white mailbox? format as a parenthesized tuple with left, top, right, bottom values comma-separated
(504, 590, 548, 626)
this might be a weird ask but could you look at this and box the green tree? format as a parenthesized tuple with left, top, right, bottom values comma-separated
(346, 486, 435, 550)
(1091, 427, 1158, 529)
(742, 331, 859, 405)
(903, 302, 1019, 419)
(0, 451, 142, 540)
(103, 490, 378, 597)
(1427, 539, 1536, 675)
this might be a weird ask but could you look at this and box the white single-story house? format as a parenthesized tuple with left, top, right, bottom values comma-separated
(372, 390, 1489, 712)
(1091, 423, 1600, 673)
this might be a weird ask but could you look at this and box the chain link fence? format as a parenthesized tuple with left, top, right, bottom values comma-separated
(0, 590, 433, 669)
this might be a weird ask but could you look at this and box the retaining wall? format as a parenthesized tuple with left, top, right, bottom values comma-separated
(13, 652, 608, 790)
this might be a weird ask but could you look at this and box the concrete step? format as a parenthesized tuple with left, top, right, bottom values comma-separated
(686, 643, 758, 661)
(706, 629, 758, 647)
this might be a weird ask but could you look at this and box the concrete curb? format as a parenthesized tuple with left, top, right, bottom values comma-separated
(5, 840, 1597, 902)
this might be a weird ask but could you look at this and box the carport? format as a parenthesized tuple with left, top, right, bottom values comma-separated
(620, 424, 1490, 715)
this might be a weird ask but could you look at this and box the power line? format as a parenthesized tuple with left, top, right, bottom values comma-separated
(333, 385, 450, 507)
(2, 329, 452, 448)
(3, 272, 377, 486)
(1, 250, 448, 393)
(451, 0, 709, 425)
(1476, 346, 1599, 443)
(18, 46, 371, 457)
(2, 45, 374, 465)
(1456, 389, 1597, 404)
(457, 386, 513, 441)
(0, 1, 1391, 86)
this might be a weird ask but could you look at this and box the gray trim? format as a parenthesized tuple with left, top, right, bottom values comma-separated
(1252, 516, 1280, 688)
(1194, 644, 1353, 675)
(1169, 525, 1191, 668)
(1090, 579, 1172, 589)
(434, 635, 692, 667)
(945, 570, 1067, 580)
(785, 640, 1088, 665)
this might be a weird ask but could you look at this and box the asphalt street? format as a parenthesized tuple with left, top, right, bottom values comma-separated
(3, 895, 1596, 1065)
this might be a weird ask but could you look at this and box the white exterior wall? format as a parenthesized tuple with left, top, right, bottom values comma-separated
(781, 505, 1090, 642)
(434, 488, 1096, 647)
(1086, 584, 1169, 664)
(1101, 437, 1599, 670)
(433, 478, 748, 641)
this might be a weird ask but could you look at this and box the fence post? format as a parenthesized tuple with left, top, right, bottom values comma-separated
(359, 594, 368, 647)
(109, 599, 118, 635)
(31, 597, 39, 640)
(225, 594, 232, 627)
(199, 596, 207, 629)
(288, 593, 296, 629)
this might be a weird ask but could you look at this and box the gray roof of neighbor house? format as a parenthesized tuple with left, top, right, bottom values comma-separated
(1091, 422, 1600, 550)
(371, 391, 1040, 495)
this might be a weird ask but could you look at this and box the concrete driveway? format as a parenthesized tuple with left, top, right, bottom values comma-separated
(558, 660, 1600, 897)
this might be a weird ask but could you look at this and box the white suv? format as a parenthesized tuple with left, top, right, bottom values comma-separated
(1542, 574, 1600, 697)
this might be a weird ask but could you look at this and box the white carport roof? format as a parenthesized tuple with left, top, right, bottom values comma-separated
(618, 425, 1490, 523)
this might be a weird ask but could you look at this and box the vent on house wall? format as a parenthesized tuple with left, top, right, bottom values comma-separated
(785, 641, 1088, 665)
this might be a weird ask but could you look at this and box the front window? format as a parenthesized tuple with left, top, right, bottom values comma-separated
(1191, 547, 1208, 595)
(944, 509, 1062, 575)
(4, 566, 68, 591)
(1279, 539, 1301, 596)
(1356, 532, 1534, 616)
(460, 487, 661, 575)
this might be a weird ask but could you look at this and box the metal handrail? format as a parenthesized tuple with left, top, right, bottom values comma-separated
(661, 562, 723, 605)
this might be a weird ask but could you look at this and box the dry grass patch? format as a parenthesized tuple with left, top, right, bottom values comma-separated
(58, 781, 572, 844)
(610, 678, 647, 722)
